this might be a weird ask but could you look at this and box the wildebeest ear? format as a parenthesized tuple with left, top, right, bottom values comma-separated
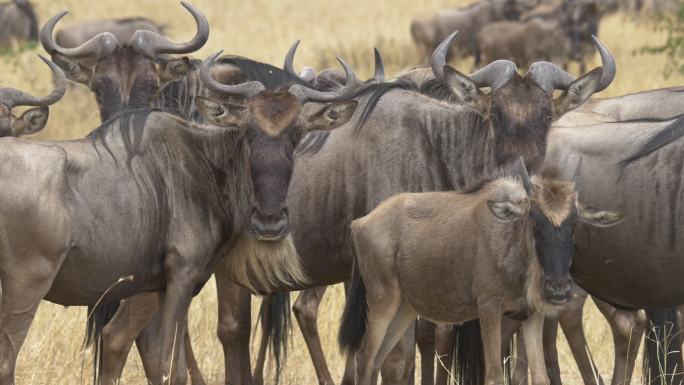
(51, 53, 92, 85)
(12, 106, 50, 136)
(552, 68, 602, 120)
(577, 204, 624, 228)
(157, 57, 191, 83)
(196, 96, 247, 128)
(487, 200, 527, 222)
(443, 66, 488, 116)
(303, 101, 357, 132)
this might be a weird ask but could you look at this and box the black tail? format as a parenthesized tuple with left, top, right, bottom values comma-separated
(84, 301, 121, 385)
(643, 307, 684, 385)
(453, 320, 485, 385)
(339, 261, 368, 354)
(257, 292, 292, 384)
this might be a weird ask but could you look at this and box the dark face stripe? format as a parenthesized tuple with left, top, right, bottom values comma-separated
(531, 205, 578, 279)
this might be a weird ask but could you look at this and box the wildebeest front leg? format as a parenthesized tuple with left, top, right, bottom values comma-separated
(293, 286, 334, 385)
(593, 298, 646, 385)
(521, 312, 550, 385)
(557, 292, 604, 385)
(478, 303, 505, 385)
(215, 272, 252, 385)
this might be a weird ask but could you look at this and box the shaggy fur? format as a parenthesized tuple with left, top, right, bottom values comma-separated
(531, 175, 576, 227)
(224, 234, 310, 294)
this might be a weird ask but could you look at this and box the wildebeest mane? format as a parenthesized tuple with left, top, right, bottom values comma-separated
(620, 116, 684, 167)
(154, 59, 204, 122)
(419, 77, 461, 104)
(297, 78, 418, 156)
(218, 56, 310, 91)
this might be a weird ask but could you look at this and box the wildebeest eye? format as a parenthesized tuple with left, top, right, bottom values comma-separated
(489, 112, 497, 122)
(545, 115, 553, 124)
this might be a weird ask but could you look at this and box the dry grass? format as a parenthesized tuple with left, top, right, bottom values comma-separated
(1, 0, 683, 384)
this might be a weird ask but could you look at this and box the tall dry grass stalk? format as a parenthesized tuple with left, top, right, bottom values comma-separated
(1, 0, 682, 384)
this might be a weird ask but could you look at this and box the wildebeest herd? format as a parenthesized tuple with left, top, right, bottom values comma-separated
(1, 0, 684, 384)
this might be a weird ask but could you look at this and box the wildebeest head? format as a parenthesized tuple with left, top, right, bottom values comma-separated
(40, 1, 208, 122)
(489, 159, 623, 306)
(431, 31, 615, 171)
(197, 42, 364, 242)
(0, 56, 66, 137)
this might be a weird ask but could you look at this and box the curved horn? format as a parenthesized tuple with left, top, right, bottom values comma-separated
(283, 40, 306, 81)
(289, 56, 359, 103)
(512, 156, 532, 194)
(0, 56, 67, 108)
(431, 31, 458, 82)
(528, 36, 615, 93)
(592, 35, 615, 92)
(200, 51, 265, 98)
(432, 31, 516, 91)
(373, 48, 385, 82)
(40, 11, 120, 59)
(130, 1, 209, 58)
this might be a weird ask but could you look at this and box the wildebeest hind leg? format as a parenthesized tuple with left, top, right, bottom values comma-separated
(434, 324, 456, 385)
(293, 286, 334, 385)
(355, 289, 403, 385)
(157, 263, 199, 385)
(416, 319, 436, 385)
(379, 317, 417, 385)
(98, 292, 160, 385)
(557, 292, 604, 385)
(593, 297, 646, 385)
(0, 262, 59, 384)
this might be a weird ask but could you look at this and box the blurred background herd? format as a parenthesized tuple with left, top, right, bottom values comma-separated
(0, 0, 683, 383)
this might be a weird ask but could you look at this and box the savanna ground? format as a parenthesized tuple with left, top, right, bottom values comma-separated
(1, 0, 683, 384)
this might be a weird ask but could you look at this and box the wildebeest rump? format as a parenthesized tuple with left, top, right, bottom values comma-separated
(0, 0, 38, 49)
(340, 161, 622, 385)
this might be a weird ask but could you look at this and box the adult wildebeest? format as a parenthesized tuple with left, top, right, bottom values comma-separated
(0, 56, 65, 137)
(0, 0, 38, 49)
(410, 0, 531, 62)
(341, 160, 623, 385)
(40, 2, 208, 122)
(544, 96, 684, 385)
(238, 31, 615, 385)
(476, 0, 599, 70)
(0, 45, 365, 384)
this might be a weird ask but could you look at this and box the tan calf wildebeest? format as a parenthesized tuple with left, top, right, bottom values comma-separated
(340, 161, 624, 385)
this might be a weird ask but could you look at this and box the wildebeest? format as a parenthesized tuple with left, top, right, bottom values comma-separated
(40, 2, 208, 122)
(0, 45, 366, 384)
(0, 56, 66, 137)
(0, 0, 38, 49)
(410, 0, 532, 62)
(76, 42, 377, 385)
(340, 160, 623, 385)
(477, 0, 599, 70)
(544, 96, 684, 385)
(235, 31, 615, 385)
